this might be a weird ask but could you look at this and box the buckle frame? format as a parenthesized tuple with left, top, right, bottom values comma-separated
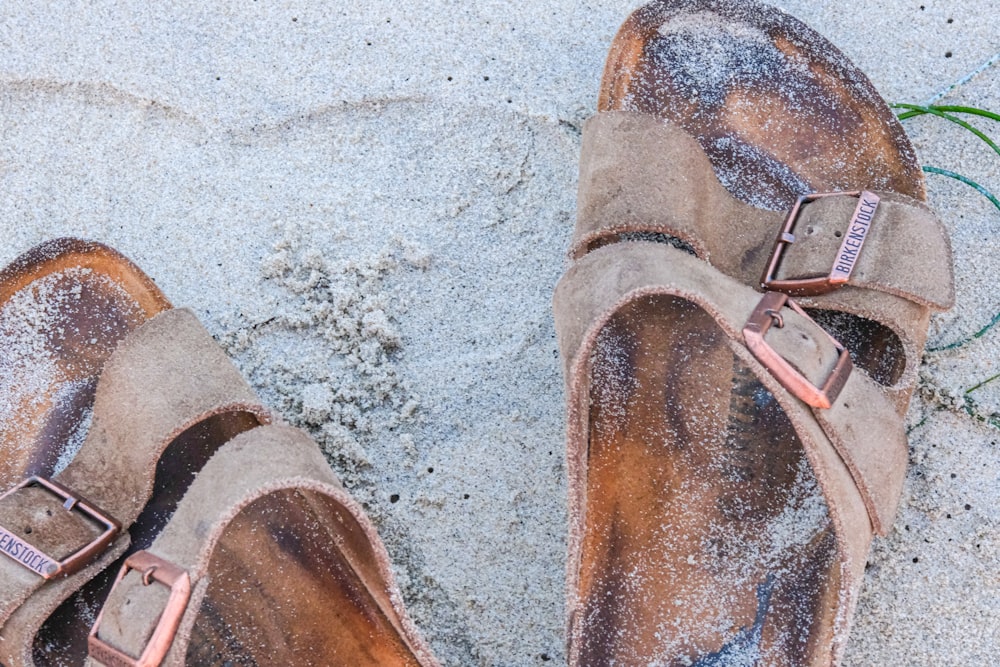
(88, 550, 191, 667)
(760, 190, 880, 296)
(0, 476, 121, 579)
(743, 291, 853, 409)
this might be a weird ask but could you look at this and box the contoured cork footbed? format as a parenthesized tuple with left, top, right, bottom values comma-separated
(578, 296, 839, 665)
(574, 0, 924, 664)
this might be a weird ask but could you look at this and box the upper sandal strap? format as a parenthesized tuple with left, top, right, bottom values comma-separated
(573, 112, 954, 311)
(0, 308, 270, 667)
(554, 241, 906, 536)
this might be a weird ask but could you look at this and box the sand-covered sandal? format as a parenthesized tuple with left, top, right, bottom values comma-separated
(2, 239, 438, 666)
(86, 424, 440, 667)
(0, 240, 270, 665)
(555, 1, 955, 665)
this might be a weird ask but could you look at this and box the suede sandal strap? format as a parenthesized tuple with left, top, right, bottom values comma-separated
(85, 425, 437, 667)
(0, 308, 270, 667)
(573, 111, 955, 312)
(554, 241, 906, 538)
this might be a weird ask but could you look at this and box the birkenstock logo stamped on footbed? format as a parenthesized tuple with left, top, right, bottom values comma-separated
(830, 191, 880, 285)
(0, 527, 58, 577)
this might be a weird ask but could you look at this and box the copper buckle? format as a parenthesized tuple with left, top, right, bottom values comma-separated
(760, 190, 880, 296)
(0, 476, 121, 579)
(88, 550, 191, 667)
(743, 291, 852, 409)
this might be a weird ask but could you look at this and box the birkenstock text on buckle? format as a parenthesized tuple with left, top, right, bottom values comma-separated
(88, 550, 192, 667)
(743, 291, 853, 409)
(761, 190, 881, 296)
(0, 476, 121, 579)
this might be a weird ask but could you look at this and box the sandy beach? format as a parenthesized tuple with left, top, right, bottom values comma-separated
(1, 1, 998, 664)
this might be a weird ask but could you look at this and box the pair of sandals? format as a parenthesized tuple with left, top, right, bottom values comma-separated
(1, 1, 955, 665)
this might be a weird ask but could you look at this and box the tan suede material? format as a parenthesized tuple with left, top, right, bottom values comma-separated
(0, 308, 270, 667)
(87, 424, 440, 667)
(574, 111, 771, 262)
(796, 286, 931, 413)
(574, 112, 954, 311)
(553, 241, 905, 662)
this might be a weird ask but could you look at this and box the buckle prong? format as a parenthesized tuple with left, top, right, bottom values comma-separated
(743, 292, 853, 409)
(141, 565, 159, 586)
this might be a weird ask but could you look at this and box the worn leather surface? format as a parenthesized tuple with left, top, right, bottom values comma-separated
(0, 238, 171, 499)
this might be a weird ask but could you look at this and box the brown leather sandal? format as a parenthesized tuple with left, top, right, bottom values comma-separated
(555, 1, 954, 665)
(0, 240, 436, 666)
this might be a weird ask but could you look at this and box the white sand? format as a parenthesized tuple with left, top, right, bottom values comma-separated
(1, 1, 997, 664)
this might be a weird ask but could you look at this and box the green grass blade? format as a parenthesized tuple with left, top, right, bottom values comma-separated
(928, 309, 1000, 352)
(893, 103, 1000, 124)
(927, 105, 1000, 123)
(967, 372, 1000, 394)
(922, 165, 1000, 213)
(891, 104, 1000, 157)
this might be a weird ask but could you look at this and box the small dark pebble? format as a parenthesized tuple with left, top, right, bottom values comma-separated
(390, 494, 400, 503)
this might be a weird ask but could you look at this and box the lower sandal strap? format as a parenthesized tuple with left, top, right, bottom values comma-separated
(0, 308, 270, 667)
(554, 241, 907, 539)
(555, 242, 911, 661)
(85, 424, 438, 667)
